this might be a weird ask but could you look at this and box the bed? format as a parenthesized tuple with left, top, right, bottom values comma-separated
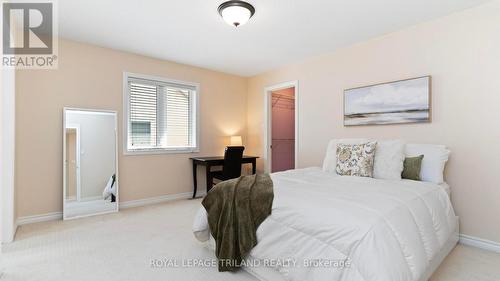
(193, 167, 458, 281)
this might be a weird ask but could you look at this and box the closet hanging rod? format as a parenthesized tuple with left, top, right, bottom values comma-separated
(272, 94, 295, 100)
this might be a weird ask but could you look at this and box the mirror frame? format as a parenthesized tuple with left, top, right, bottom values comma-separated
(63, 107, 119, 220)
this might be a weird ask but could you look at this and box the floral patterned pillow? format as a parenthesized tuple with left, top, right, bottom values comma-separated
(336, 142, 377, 177)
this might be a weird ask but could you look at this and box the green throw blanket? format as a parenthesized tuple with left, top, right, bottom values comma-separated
(202, 174, 274, 272)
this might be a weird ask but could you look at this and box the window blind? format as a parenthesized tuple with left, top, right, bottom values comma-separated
(127, 76, 197, 152)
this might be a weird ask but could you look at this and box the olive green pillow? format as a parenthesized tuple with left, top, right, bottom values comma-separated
(402, 155, 424, 181)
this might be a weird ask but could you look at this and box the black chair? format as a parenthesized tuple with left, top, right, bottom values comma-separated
(209, 146, 245, 188)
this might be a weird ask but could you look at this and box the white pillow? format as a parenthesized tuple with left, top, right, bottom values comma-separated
(373, 140, 405, 180)
(405, 143, 450, 184)
(322, 138, 369, 173)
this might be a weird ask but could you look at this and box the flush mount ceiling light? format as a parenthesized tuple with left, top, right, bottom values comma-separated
(218, 1, 255, 27)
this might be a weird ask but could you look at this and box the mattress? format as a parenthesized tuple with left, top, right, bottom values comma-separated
(193, 167, 458, 281)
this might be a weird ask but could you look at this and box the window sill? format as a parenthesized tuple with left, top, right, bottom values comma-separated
(123, 148, 200, 156)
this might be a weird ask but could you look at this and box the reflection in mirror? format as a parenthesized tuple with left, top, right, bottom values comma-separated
(64, 109, 118, 219)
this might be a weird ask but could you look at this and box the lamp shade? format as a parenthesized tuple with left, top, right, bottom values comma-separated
(218, 1, 255, 27)
(230, 135, 243, 146)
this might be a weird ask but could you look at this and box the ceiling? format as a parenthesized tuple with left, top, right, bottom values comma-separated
(59, 0, 490, 77)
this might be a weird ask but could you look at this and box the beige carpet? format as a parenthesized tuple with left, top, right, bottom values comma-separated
(1, 199, 500, 281)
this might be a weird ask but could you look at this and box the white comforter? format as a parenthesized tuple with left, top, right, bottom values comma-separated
(193, 168, 458, 281)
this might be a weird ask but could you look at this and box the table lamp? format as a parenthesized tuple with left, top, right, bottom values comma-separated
(229, 135, 243, 146)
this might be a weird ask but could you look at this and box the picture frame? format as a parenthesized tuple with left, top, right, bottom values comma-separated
(344, 76, 431, 126)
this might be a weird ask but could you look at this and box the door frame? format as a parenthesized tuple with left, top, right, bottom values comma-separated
(65, 124, 81, 201)
(1, 60, 16, 245)
(263, 81, 299, 173)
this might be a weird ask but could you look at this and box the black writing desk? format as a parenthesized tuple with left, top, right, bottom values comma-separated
(190, 156, 258, 198)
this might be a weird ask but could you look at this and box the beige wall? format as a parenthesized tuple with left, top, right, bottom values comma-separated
(247, 1, 500, 242)
(16, 39, 248, 217)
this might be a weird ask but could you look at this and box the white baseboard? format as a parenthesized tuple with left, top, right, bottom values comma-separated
(119, 192, 194, 209)
(459, 234, 500, 253)
(16, 212, 63, 226)
(16, 191, 200, 226)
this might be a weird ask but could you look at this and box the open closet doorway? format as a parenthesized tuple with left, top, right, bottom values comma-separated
(264, 81, 298, 173)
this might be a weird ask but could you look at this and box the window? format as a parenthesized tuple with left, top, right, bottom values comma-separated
(124, 73, 199, 154)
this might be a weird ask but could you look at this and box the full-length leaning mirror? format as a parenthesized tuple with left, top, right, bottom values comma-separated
(63, 108, 119, 220)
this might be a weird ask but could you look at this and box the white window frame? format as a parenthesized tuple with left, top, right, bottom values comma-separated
(123, 72, 200, 155)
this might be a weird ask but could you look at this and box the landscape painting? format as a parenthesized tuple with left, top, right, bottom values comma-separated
(344, 76, 431, 126)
